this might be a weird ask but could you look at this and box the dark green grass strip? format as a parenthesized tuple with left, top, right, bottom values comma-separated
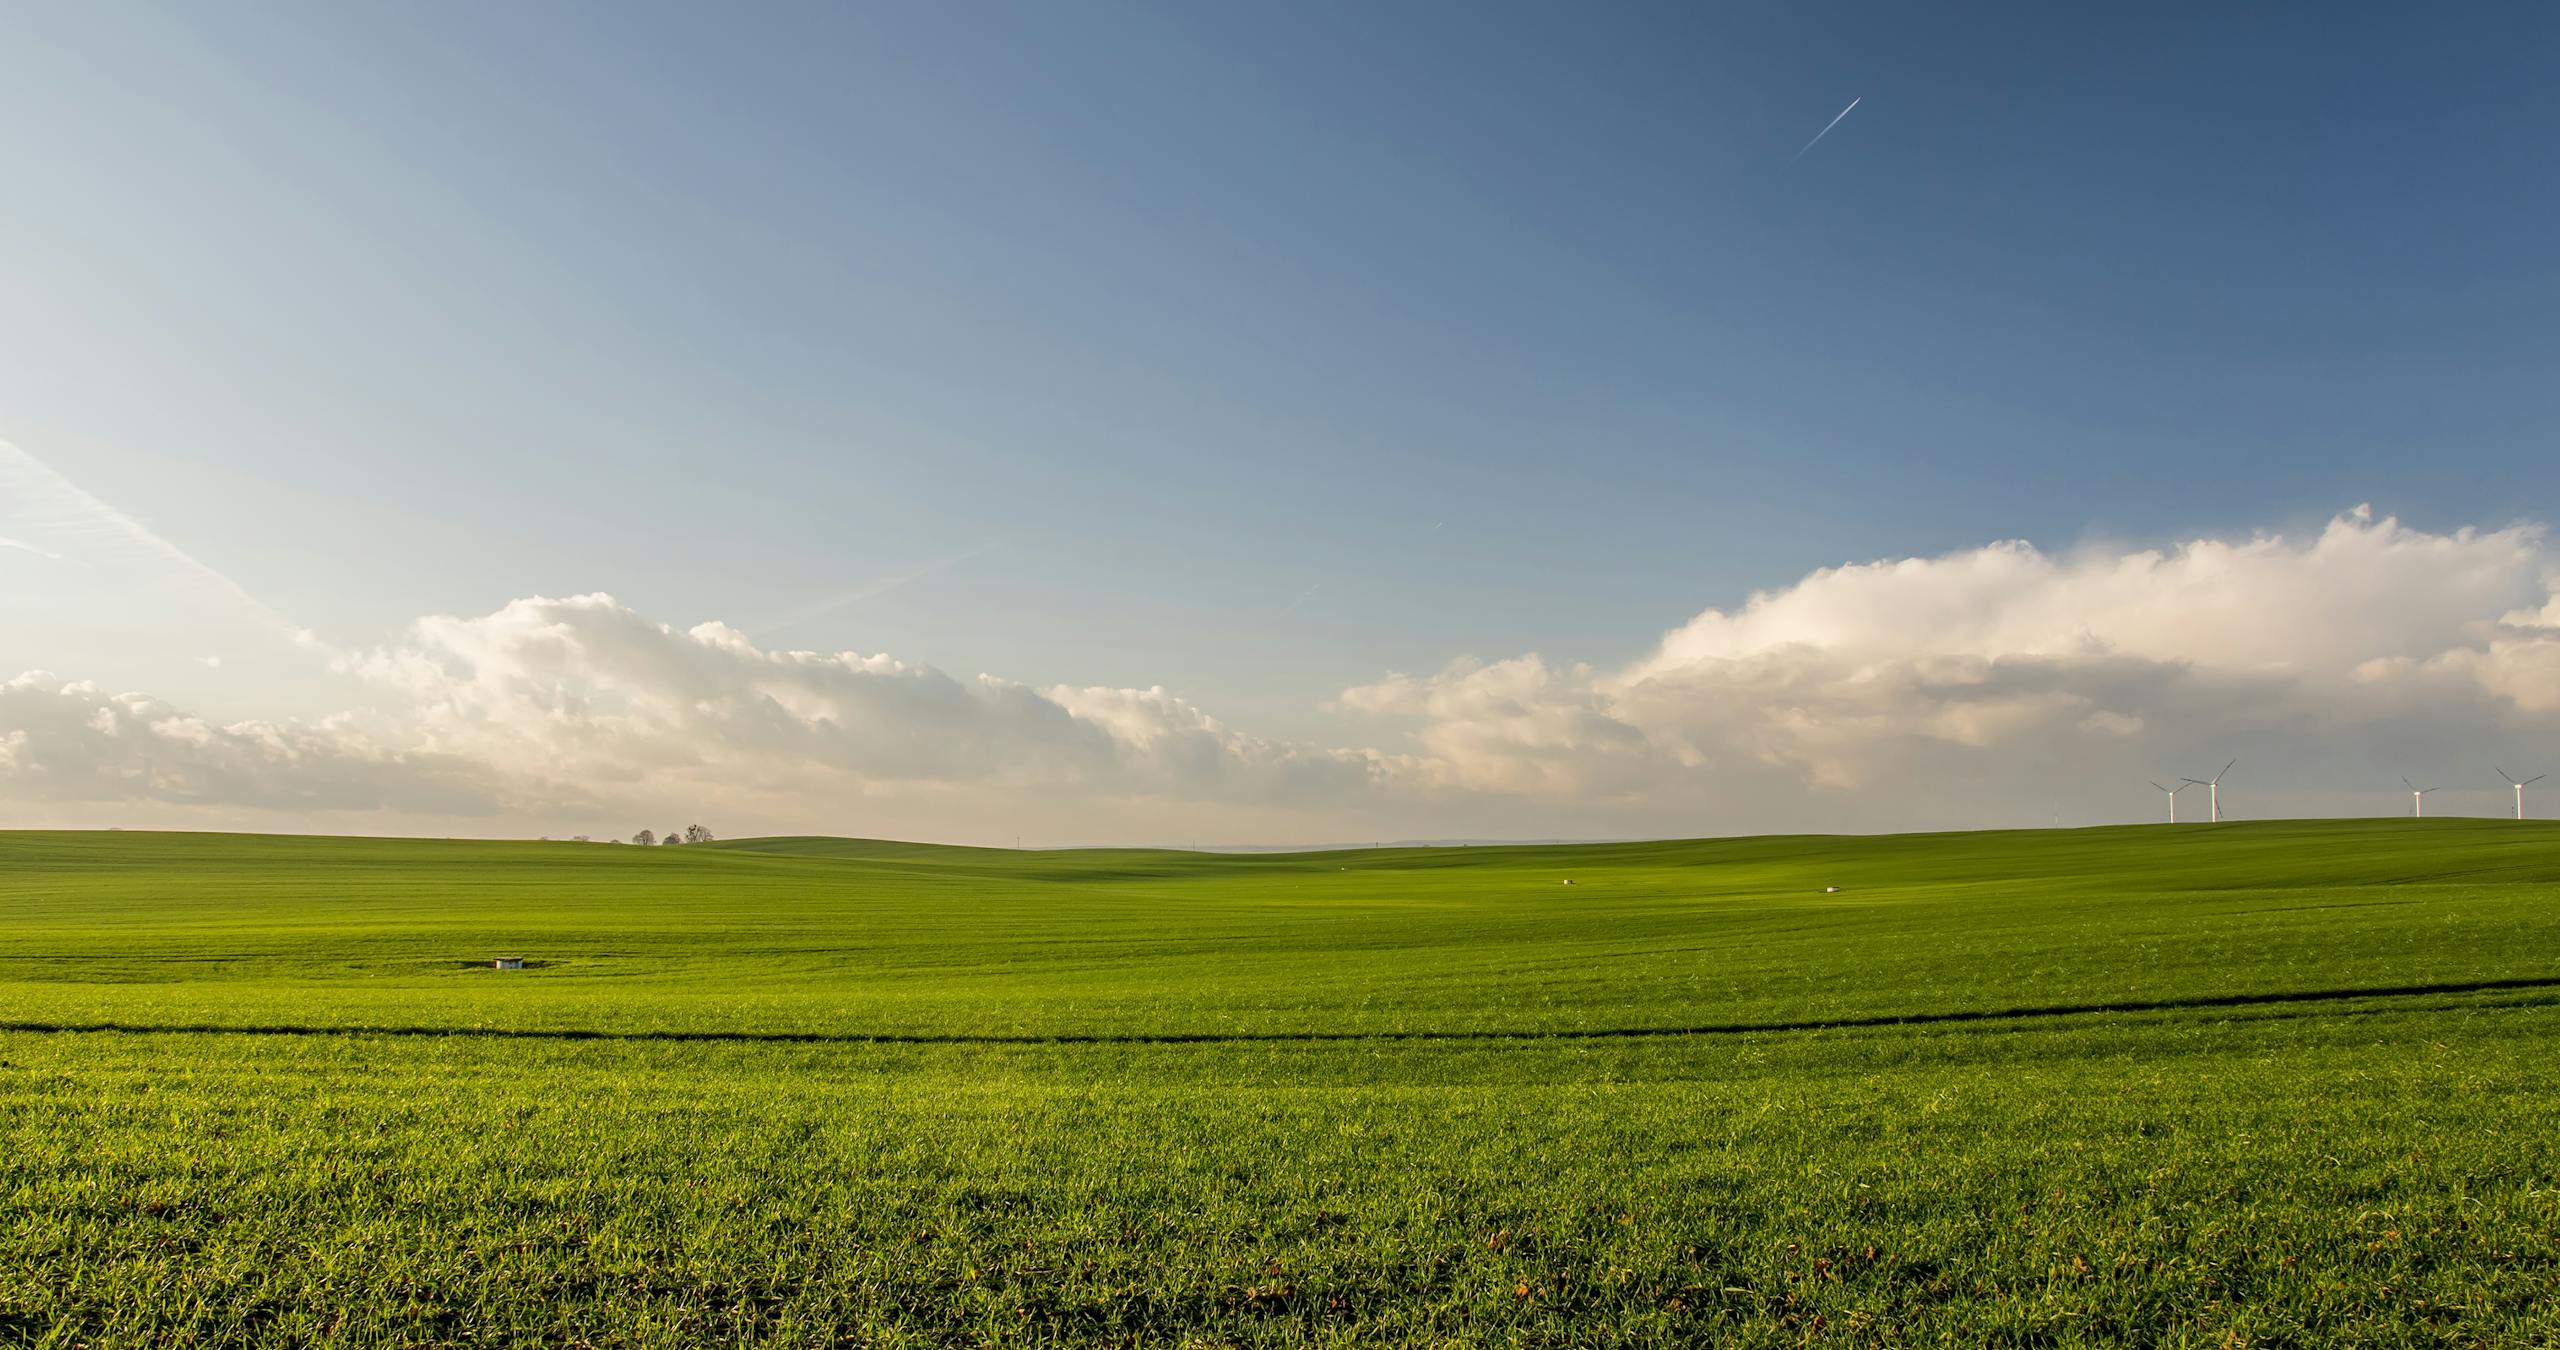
(8, 973, 2555, 1046)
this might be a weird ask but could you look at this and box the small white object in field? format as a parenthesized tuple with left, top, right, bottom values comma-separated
(494, 956, 526, 970)
(1823, 886, 1841, 894)
(1562, 879, 1574, 885)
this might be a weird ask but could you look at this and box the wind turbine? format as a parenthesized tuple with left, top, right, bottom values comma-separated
(2498, 767, 2546, 820)
(2182, 759, 2235, 823)
(2147, 780, 2188, 824)
(2400, 775, 2439, 818)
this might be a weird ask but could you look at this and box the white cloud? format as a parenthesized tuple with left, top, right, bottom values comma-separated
(0, 672, 512, 815)
(1333, 655, 1646, 795)
(0, 591, 1390, 838)
(1632, 506, 2542, 678)
(9, 509, 2560, 840)
(1342, 509, 2560, 819)
(334, 593, 1381, 802)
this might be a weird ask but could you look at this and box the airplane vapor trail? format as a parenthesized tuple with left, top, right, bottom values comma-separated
(0, 439, 320, 647)
(0, 534, 64, 561)
(1792, 97, 1861, 160)
(751, 545, 997, 640)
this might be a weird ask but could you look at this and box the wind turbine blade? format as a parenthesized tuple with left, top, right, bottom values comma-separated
(2401, 775, 2417, 791)
(2181, 779, 2209, 787)
(2216, 759, 2236, 783)
(2530, 775, 2549, 786)
(2500, 767, 2519, 785)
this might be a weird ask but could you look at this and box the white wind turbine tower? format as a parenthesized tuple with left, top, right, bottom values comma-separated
(2182, 759, 2235, 823)
(2147, 780, 2188, 824)
(2498, 767, 2546, 820)
(2400, 775, 2440, 818)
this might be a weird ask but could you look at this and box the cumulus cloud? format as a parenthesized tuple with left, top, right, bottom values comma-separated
(10, 508, 2560, 839)
(335, 593, 1381, 804)
(1334, 655, 1647, 795)
(0, 672, 511, 815)
(1342, 509, 2560, 819)
(1, 594, 1386, 836)
(1634, 505, 2542, 678)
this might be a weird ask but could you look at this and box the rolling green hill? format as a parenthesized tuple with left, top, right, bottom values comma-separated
(4, 821, 2558, 1345)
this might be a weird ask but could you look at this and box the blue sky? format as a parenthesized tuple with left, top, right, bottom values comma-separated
(5, 3, 2560, 841)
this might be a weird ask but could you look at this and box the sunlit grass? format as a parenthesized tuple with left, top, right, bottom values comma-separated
(4, 821, 2558, 1344)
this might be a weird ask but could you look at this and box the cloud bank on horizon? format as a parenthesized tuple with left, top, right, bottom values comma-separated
(6, 506, 2560, 843)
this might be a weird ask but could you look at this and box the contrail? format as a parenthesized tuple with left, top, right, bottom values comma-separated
(1792, 97, 1861, 160)
(751, 546, 996, 640)
(0, 534, 64, 561)
(0, 439, 319, 646)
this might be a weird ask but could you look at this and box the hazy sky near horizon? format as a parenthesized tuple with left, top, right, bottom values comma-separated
(5, 3, 2560, 843)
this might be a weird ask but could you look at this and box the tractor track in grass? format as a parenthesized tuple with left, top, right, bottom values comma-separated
(4, 974, 2557, 1047)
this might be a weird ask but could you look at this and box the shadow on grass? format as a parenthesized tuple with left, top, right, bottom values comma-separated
(3, 976, 2557, 1046)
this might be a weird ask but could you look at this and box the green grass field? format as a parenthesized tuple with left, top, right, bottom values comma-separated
(4, 820, 2558, 1346)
